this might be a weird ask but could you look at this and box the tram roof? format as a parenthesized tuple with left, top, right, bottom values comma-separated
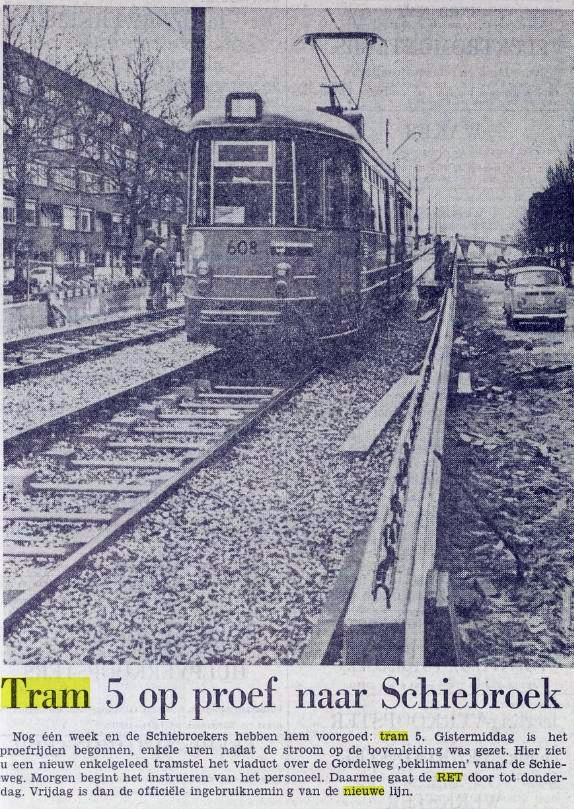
(190, 105, 411, 197)
(190, 105, 361, 139)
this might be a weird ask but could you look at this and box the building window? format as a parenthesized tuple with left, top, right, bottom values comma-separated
(78, 171, 100, 194)
(161, 193, 171, 211)
(80, 209, 92, 232)
(52, 126, 75, 150)
(78, 132, 100, 160)
(103, 177, 120, 194)
(46, 87, 64, 103)
(112, 214, 123, 237)
(52, 167, 76, 191)
(4, 106, 14, 134)
(25, 200, 37, 226)
(39, 204, 62, 227)
(3, 160, 17, 182)
(4, 197, 16, 224)
(63, 205, 76, 231)
(160, 221, 169, 239)
(17, 74, 34, 94)
(97, 111, 113, 127)
(29, 161, 48, 187)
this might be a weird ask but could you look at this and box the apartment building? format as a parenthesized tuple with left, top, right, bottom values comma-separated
(3, 43, 189, 280)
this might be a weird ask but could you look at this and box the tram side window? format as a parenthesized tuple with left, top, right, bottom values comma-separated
(383, 179, 392, 236)
(397, 196, 406, 244)
(324, 152, 356, 228)
(276, 140, 294, 226)
(195, 140, 210, 225)
(371, 180, 382, 233)
(340, 159, 358, 229)
(213, 141, 273, 226)
(296, 143, 321, 228)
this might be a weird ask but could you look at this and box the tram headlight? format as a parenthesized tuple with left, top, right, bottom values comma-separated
(196, 261, 212, 294)
(274, 262, 291, 298)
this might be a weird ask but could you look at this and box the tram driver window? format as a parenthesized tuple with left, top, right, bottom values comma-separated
(275, 140, 294, 226)
(195, 140, 210, 225)
(296, 143, 321, 228)
(213, 141, 273, 226)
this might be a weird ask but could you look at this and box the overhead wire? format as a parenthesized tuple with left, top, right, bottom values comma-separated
(145, 8, 187, 42)
(324, 8, 342, 32)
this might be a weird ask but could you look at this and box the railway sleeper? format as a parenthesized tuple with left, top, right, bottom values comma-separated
(214, 385, 276, 394)
(28, 481, 153, 495)
(3, 542, 69, 558)
(177, 400, 257, 411)
(3, 509, 119, 523)
(134, 425, 226, 436)
(107, 439, 209, 451)
(4, 526, 100, 545)
(158, 411, 242, 423)
(198, 391, 274, 401)
(68, 457, 185, 471)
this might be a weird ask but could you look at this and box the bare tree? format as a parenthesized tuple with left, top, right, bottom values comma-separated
(523, 142, 574, 265)
(83, 38, 188, 275)
(3, 5, 91, 295)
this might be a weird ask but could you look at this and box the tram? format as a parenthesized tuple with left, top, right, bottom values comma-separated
(183, 91, 413, 344)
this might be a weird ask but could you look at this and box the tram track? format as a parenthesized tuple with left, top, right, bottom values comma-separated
(4, 306, 185, 384)
(4, 350, 317, 634)
(4, 291, 441, 663)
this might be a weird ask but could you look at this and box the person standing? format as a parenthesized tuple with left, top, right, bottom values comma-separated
(151, 237, 169, 309)
(142, 229, 158, 311)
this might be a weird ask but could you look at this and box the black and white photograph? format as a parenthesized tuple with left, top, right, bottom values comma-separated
(3, 4, 573, 674)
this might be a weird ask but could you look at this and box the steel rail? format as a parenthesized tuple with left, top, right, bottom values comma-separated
(4, 311, 185, 384)
(4, 304, 184, 352)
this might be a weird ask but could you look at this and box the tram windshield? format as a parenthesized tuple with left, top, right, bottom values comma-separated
(213, 141, 273, 226)
(192, 134, 359, 228)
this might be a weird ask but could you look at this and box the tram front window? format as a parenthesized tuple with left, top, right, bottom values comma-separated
(213, 140, 274, 226)
(214, 165, 273, 225)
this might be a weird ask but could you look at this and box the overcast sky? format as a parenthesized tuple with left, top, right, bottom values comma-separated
(37, 7, 574, 239)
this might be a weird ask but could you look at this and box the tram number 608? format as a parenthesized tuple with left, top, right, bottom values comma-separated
(227, 240, 257, 256)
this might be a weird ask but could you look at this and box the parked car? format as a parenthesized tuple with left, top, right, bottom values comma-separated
(504, 266, 567, 330)
(509, 254, 552, 269)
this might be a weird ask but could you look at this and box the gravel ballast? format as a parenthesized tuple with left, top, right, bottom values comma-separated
(5, 302, 433, 665)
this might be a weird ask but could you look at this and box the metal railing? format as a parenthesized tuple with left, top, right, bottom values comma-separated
(343, 248, 458, 665)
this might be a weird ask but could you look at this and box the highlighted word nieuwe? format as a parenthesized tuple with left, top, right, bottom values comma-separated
(1, 677, 90, 709)
(343, 785, 385, 796)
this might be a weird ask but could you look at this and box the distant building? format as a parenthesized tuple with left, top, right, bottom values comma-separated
(3, 43, 189, 280)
